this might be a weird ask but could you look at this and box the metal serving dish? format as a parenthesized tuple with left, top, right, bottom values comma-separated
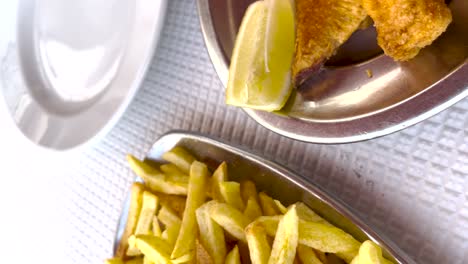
(115, 131, 415, 263)
(197, 0, 468, 143)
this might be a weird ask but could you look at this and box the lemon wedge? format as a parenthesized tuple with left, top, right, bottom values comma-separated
(226, 0, 295, 111)
(351, 240, 393, 264)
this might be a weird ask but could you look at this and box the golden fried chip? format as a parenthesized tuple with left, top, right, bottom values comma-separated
(259, 192, 281, 216)
(171, 161, 209, 259)
(268, 205, 299, 264)
(125, 257, 144, 264)
(196, 240, 215, 264)
(220, 181, 245, 211)
(295, 202, 331, 226)
(225, 245, 241, 264)
(127, 191, 160, 256)
(196, 201, 226, 264)
(240, 180, 258, 204)
(245, 222, 271, 264)
(134, 235, 172, 264)
(162, 146, 196, 173)
(116, 182, 145, 258)
(297, 245, 324, 264)
(156, 193, 186, 218)
(212, 162, 228, 202)
(127, 155, 188, 195)
(273, 200, 287, 214)
(105, 257, 124, 264)
(152, 216, 161, 237)
(244, 196, 263, 223)
(209, 201, 249, 242)
(142, 256, 154, 264)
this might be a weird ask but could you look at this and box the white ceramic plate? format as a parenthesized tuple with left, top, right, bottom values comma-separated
(0, 0, 167, 150)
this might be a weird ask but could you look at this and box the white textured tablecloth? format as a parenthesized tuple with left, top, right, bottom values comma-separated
(58, 0, 467, 263)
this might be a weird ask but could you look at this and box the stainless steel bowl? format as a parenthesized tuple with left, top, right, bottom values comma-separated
(114, 131, 416, 263)
(197, 0, 468, 143)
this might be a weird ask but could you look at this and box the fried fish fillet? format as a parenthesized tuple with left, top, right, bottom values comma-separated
(293, 0, 367, 86)
(362, 0, 452, 61)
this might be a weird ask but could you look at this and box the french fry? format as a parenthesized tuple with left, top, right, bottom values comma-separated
(314, 250, 328, 264)
(105, 257, 124, 264)
(299, 221, 360, 256)
(225, 245, 241, 264)
(172, 252, 194, 264)
(240, 180, 258, 204)
(350, 256, 359, 264)
(326, 254, 347, 264)
(158, 205, 182, 226)
(162, 146, 195, 173)
(220, 181, 245, 211)
(160, 164, 190, 185)
(273, 200, 287, 214)
(134, 235, 172, 264)
(297, 245, 324, 264)
(152, 216, 161, 237)
(245, 222, 271, 264)
(125, 258, 144, 264)
(158, 206, 181, 247)
(128, 191, 160, 256)
(209, 201, 249, 242)
(116, 182, 145, 258)
(143, 256, 154, 264)
(156, 193, 186, 217)
(127, 155, 188, 195)
(196, 240, 215, 264)
(196, 201, 226, 264)
(244, 196, 263, 223)
(252, 216, 281, 236)
(212, 162, 228, 202)
(259, 192, 281, 216)
(295, 202, 331, 226)
(268, 205, 299, 264)
(253, 215, 359, 262)
(171, 161, 209, 259)
(356, 240, 392, 264)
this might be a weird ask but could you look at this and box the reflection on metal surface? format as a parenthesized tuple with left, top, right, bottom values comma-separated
(197, 0, 468, 143)
(114, 131, 417, 264)
(0, 0, 168, 149)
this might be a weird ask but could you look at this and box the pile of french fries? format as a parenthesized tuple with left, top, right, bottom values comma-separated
(106, 147, 393, 264)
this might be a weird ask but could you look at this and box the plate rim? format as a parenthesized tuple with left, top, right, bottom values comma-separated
(196, 0, 468, 144)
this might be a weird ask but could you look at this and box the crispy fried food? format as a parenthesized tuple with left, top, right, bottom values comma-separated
(212, 162, 228, 202)
(127, 191, 160, 256)
(116, 183, 145, 258)
(246, 221, 271, 264)
(134, 235, 172, 264)
(244, 196, 263, 223)
(209, 201, 250, 242)
(297, 245, 324, 264)
(171, 161, 209, 259)
(268, 205, 299, 264)
(225, 245, 242, 264)
(362, 0, 452, 61)
(220, 181, 245, 211)
(293, 0, 367, 86)
(196, 201, 227, 264)
(127, 155, 188, 195)
(105, 257, 124, 264)
(196, 240, 215, 264)
(162, 146, 196, 173)
(258, 192, 281, 216)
